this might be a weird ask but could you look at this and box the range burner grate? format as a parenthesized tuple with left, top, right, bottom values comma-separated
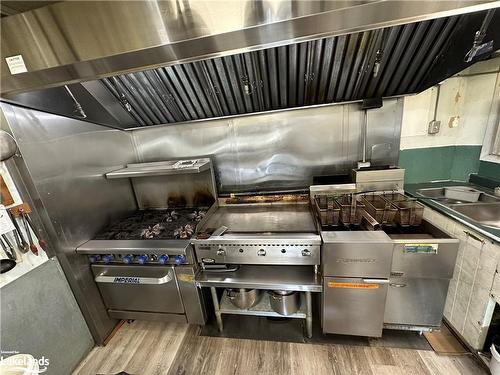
(94, 208, 207, 240)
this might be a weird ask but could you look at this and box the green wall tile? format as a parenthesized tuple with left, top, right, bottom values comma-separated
(400, 145, 482, 184)
(450, 146, 482, 181)
(478, 160, 500, 182)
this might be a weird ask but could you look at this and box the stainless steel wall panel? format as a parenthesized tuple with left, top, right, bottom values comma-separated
(132, 172, 216, 209)
(364, 99, 403, 165)
(1, 103, 137, 344)
(132, 118, 237, 189)
(133, 99, 403, 193)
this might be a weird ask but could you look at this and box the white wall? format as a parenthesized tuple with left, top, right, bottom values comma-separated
(400, 57, 500, 150)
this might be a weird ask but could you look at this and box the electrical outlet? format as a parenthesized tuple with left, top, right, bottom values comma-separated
(428, 120, 441, 134)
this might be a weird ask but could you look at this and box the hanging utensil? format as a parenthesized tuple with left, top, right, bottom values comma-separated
(7, 210, 29, 253)
(21, 212, 38, 255)
(1, 234, 16, 260)
(23, 213, 47, 252)
(11, 228, 22, 252)
(0, 236, 14, 260)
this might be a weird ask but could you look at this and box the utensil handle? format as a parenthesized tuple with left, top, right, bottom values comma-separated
(8, 211, 28, 250)
(21, 212, 37, 255)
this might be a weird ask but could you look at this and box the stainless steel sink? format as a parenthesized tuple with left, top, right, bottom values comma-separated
(416, 187, 500, 204)
(415, 186, 500, 230)
(449, 203, 500, 229)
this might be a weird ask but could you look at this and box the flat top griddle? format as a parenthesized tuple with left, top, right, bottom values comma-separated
(198, 203, 317, 234)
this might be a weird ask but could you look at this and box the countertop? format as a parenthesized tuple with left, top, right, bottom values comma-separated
(405, 181, 500, 243)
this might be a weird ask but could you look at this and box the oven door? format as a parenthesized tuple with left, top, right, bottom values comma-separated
(92, 264, 184, 315)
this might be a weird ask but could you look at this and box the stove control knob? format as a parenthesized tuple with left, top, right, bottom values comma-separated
(158, 254, 169, 264)
(137, 255, 148, 265)
(122, 255, 133, 264)
(89, 255, 100, 263)
(102, 255, 114, 264)
(217, 247, 225, 256)
(257, 249, 266, 256)
(174, 255, 185, 265)
(302, 249, 311, 257)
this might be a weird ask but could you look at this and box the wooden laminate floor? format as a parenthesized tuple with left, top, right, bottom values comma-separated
(73, 321, 487, 375)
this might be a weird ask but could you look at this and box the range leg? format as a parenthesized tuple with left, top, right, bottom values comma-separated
(305, 291, 312, 338)
(210, 287, 223, 332)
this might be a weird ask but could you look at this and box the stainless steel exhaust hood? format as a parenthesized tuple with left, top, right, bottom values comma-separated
(1, 1, 499, 128)
(96, 17, 461, 127)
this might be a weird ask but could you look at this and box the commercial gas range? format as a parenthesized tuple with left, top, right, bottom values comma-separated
(77, 208, 208, 323)
(76, 157, 218, 324)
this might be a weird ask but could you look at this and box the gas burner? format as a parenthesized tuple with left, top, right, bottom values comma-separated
(93, 208, 208, 240)
(188, 210, 206, 222)
(114, 231, 131, 240)
(165, 210, 179, 222)
(174, 224, 194, 239)
(140, 223, 164, 239)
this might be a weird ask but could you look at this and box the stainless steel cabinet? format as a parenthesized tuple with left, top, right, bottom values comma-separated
(321, 231, 394, 337)
(323, 277, 389, 337)
(384, 221, 459, 329)
(384, 277, 450, 327)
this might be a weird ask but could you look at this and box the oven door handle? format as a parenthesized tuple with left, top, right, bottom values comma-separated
(362, 278, 389, 284)
(95, 270, 174, 285)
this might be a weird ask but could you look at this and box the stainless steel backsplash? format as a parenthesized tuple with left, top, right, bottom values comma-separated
(132, 99, 403, 193)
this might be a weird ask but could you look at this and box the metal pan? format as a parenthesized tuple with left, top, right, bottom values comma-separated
(0, 130, 17, 161)
(1, 259, 16, 274)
